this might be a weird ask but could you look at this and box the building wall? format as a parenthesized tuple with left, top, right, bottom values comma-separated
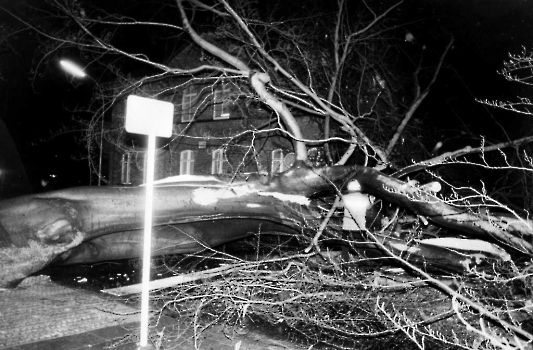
(108, 147, 171, 186)
(106, 78, 320, 186)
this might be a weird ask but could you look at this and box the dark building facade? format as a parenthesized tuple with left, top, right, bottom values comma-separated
(106, 78, 316, 186)
(105, 40, 324, 186)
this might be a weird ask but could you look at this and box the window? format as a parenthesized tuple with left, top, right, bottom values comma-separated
(181, 86, 196, 122)
(211, 149, 225, 174)
(138, 153, 148, 183)
(271, 149, 284, 173)
(180, 150, 194, 175)
(213, 85, 231, 120)
(120, 152, 131, 184)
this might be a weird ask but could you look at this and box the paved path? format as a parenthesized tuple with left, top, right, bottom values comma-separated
(0, 275, 147, 349)
(0, 276, 303, 349)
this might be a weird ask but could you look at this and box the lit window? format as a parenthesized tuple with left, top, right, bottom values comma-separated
(211, 149, 225, 174)
(213, 85, 231, 120)
(180, 150, 195, 175)
(271, 149, 284, 173)
(120, 152, 131, 184)
(181, 86, 196, 122)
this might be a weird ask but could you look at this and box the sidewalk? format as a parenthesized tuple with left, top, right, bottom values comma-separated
(0, 276, 304, 350)
(0, 275, 150, 349)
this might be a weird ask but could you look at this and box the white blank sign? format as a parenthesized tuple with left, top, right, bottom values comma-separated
(124, 94, 174, 346)
(125, 95, 174, 137)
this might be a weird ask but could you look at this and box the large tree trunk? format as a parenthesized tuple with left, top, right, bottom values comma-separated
(55, 219, 297, 265)
(0, 164, 351, 286)
(0, 164, 530, 287)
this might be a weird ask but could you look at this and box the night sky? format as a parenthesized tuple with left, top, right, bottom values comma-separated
(0, 0, 532, 197)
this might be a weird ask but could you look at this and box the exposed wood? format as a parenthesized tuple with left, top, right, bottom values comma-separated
(2, 164, 531, 288)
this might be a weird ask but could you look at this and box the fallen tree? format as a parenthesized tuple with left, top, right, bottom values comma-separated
(1, 162, 529, 288)
(3, 0, 533, 348)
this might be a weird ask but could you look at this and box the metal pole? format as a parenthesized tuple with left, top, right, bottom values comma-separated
(139, 133, 156, 347)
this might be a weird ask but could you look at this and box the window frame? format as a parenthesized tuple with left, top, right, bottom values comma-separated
(181, 86, 196, 122)
(213, 85, 231, 120)
(120, 152, 132, 184)
(211, 148, 225, 174)
(179, 150, 195, 175)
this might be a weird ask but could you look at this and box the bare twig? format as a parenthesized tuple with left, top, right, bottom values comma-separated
(385, 36, 454, 156)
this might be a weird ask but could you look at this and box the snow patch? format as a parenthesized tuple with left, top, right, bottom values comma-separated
(257, 192, 310, 206)
(246, 203, 262, 208)
(346, 180, 362, 192)
(342, 192, 372, 230)
(151, 175, 224, 185)
(420, 181, 441, 193)
(192, 187, 246, 205)
(417, 237, 511, 261)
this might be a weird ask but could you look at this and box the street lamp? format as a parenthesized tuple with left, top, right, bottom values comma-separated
(59, 60, 87, 78)
(59, 59, 104, 186)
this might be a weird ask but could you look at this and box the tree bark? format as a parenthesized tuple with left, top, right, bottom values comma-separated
(1, 164, 531, 287)
(350, 166, 533, 255)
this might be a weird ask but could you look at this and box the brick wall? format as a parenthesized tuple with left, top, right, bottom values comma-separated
(108, 148, 171, 186)
(106, 79, 320, 185)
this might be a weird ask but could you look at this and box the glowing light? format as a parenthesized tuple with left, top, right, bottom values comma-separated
(59, 60, 87, 78)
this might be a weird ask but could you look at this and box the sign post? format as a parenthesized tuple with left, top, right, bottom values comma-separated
(125, 95, 173, 349)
